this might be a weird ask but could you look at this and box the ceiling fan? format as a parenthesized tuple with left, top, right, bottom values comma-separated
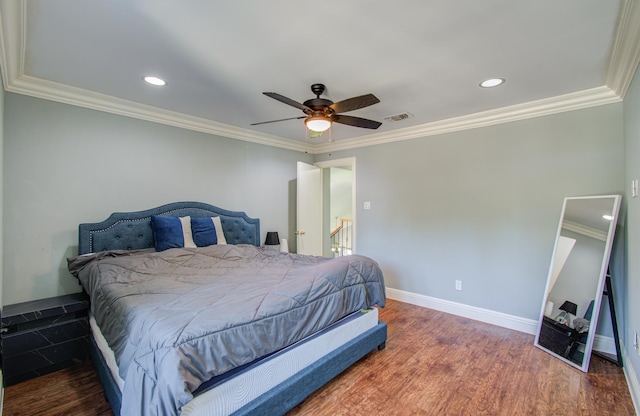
(251, 83, 382, 133)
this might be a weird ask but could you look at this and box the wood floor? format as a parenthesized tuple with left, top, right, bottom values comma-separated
(3, 299, 635, 415)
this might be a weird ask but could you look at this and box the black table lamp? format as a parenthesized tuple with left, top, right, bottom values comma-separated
(265, 232, 280, 246)
(556, 300, 578, 325)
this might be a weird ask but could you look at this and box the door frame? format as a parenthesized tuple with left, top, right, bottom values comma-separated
(315, 157, 357, 255)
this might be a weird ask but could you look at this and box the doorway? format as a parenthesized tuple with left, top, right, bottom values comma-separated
(296, 157, 356, 257)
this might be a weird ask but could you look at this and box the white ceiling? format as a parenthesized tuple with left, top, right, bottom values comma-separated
(1, 0, 639, 153)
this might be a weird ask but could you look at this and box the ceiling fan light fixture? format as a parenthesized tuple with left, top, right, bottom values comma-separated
(305, 115, 332, 132)
(253, 84, 381, 131)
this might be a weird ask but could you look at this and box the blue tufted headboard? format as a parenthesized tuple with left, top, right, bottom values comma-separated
(78, 201, 260, 255)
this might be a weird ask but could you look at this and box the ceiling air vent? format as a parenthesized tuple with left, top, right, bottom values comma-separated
(383, 112, 414, 122)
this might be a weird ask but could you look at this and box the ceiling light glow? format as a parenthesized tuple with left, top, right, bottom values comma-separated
(480, 78, 505, 88)
(305, 115, 332, 132)
(603, 214, 614, 221)
(143, 76, 167, 86)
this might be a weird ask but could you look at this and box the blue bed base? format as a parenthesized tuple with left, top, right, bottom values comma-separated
(90, 322, 387, 416)
(79, 201, 387, 415)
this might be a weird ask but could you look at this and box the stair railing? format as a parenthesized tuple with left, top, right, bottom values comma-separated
(330, 218, 353, 257)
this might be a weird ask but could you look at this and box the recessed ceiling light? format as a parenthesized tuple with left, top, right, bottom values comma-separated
(143, 76, 167, 86)
(479, 78, 505, 88)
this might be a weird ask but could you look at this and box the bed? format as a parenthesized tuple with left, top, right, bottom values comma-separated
(68, 201, 387, 416)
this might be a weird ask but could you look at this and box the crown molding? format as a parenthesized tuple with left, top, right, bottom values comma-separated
(0, 0, 634, 155)
(10, 74, 312, 153)
(310, 86, 621, 154)
(0, 0, 26, 90)
(0, 1, 312, 153)
(607, 0, 640, 98)
(562, 220, 608, 241)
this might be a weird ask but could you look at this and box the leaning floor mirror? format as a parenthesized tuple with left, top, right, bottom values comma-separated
(534, 195, 621, 372)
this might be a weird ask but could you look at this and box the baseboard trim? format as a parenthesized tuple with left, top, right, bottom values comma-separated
(623, 345, 640, 416)
(386, 287, 617, 354)
(593, 333, 618, 356)
(385, 287, 539, 334)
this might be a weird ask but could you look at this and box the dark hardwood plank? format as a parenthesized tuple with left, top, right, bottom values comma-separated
(4, 299, 635, 415)
(289, 300, 635, 415)
(3, 360, 113, 416)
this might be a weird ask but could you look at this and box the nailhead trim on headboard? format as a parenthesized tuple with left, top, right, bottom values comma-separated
(88, 218, 152, 252)
(78, 202, 260, 255)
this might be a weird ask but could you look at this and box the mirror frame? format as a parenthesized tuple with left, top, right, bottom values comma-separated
(534, 195, 621, 372)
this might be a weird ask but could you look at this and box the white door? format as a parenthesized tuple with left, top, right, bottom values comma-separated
(296, 161, 322, 255)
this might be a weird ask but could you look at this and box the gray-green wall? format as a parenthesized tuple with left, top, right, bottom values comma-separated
(3, 93, 626, 321)
(2, 83, 636, 401)
(2, 93, 312, 304)
(316, 103, 625, 320)
(624, 62, 640, 407)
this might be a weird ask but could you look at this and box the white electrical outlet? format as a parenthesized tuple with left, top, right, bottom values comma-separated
(455, 280, 462, 291)
(363, 201, 371, 210)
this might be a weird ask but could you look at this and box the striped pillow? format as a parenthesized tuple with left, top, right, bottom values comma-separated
(150, 215, 196, 251)
(191, 217, 227, 247)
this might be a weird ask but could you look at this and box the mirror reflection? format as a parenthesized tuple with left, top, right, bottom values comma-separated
(535, 195, 621, 371)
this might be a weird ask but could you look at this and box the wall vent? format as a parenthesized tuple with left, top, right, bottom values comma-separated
(383, 112, 414, 122)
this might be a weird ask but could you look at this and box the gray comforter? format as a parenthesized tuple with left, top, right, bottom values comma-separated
(68, 244, 385, 415)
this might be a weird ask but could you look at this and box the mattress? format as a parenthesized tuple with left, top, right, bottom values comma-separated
(70, 244, 386, 414)
(90, 307, 379, 415)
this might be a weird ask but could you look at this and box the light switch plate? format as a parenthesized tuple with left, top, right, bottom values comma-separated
(363, 201, 371, 210)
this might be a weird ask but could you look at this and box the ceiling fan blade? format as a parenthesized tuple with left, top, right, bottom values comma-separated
(263, 92, 312, 113)
(332, 114, 382, 129)
(330, 94, 380, 114)
(250, 115, 306, 126)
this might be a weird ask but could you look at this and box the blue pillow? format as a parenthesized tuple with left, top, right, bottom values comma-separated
(150, 215, 196, 251)
(191, 217, 227, 247)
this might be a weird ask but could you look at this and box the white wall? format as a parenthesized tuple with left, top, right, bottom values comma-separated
(324, 166, 352, 257)
(623, 61, 640, 409)
(316, 103, 625, 321)
(2, 93, 312, 304)
(329, 167, 353, 228)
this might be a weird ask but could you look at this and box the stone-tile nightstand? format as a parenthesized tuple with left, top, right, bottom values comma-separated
(1, 292, 90, 386)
